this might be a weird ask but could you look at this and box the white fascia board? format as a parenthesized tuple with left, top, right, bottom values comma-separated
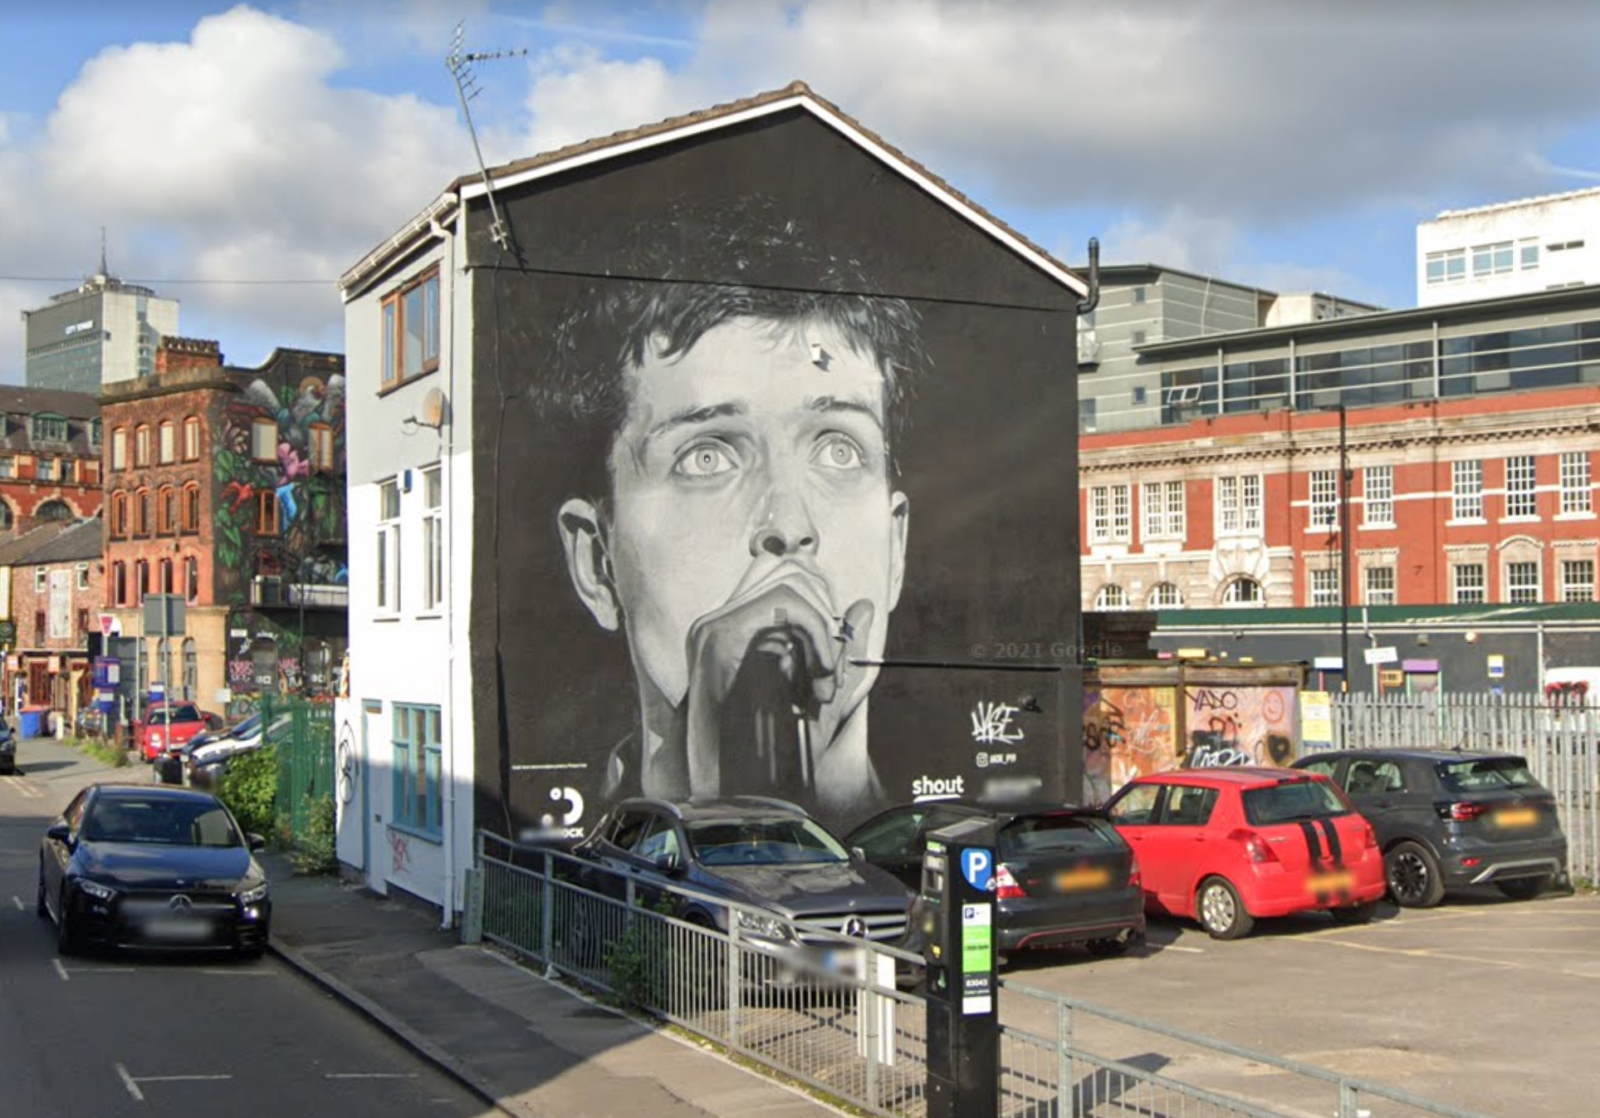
(340, 191, 460, 301)
(456, 95, 1089, 299)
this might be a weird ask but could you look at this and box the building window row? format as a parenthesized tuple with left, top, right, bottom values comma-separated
(1092, 581, 1187, 612)
(375, 464, 446, 616)
(109, 555, 203, 607)
(109, 485, 203, 538)
(108, 416, 204, 472)
(381, 267, 442, 389)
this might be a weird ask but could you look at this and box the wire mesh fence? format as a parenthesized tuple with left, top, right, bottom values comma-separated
(473, 831, 1492, 1118)
(1328, 692, 1600, 882)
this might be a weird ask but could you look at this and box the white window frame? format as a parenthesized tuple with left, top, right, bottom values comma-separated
(1471, 241, 1514, 277)
(110, 428, 127, 472)
(1148, 582, 1184, 609)
(1222, 576, 1263, 605)
(1217, 474, 1263, 536)
(1453, 563, 1486, 604)
(1089, 484, 1132, 544)
(1504, 560, 1541, 604)
(1363, 465, 1394, 526)
(1560, 451, 1591, 514)
(1560, 559, 1595, 603)
(421, 465, 444, 613)
(1309, 568, 1340, 607)
(376, 478, 401, 614)
(1364, 566, 1396, 606)
(1141, 480, 1185, 540)
(1505, 455, 1538, 519)
(1452, 460, 1484, 520)
(1309, 469, 1338, 528)
(1425, 248, 1466, 286)
(1093, 584, 1128, 611)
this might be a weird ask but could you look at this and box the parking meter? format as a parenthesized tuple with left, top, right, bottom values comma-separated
(920, 816, 999, 1118)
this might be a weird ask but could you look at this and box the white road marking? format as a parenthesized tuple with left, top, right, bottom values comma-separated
(1157, 943, 1206, 953)
(115, 1063, 144, 1101)
(53, 959, 69, 982)
(197, 968, 276, 976)
(137, 1075, 233, 1083)
(325, 1073, 420, 1079)
(10, 896, 23, 911)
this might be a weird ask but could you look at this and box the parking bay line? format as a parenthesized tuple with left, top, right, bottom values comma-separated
(116, 1063, 233, 1101)
(1302, 935, 1600, 980)
(325, 1073, 421, 1079)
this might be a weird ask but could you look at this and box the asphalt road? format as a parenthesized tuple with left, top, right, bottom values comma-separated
(0, 739, 491, 1118)
(996, 882, 1600, 1118)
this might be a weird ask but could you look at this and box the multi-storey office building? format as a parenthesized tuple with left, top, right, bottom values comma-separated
(22, 268, 179, 393)
(1418, 186, 1600, 308)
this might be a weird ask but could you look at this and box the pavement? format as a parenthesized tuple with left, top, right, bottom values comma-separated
(262, 851, 841, 1118)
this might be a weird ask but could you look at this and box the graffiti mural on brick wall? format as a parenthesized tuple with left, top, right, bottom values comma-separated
(1083, 683, 1299, 802)
(1183, 686, 1296, 770)
(1083, 686, 1178, 804)
(214, 373, 347, 607)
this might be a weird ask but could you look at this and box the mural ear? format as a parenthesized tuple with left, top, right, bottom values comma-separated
(558, 499, 620, 632)
(888, 490, 909, 610)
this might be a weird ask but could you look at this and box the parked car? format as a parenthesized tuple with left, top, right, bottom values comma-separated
(37, 782, 272, 956)
(1292, 748, 1568, 907)
(0, 719, 15, 774)
(1102, 768, 1386, 939)
(186, 711, 295, 785)
(561, 796, 914, 979)
(135, 702, 221, 763)
(845, 799, 1144, 960)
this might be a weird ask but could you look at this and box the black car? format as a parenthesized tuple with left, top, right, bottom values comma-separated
(37, 783, 272, 956)
(1292, 749, 1568, 908)
(562, 796, 913, 971)
(845, 799, 1145, 959)
(0, 719, 15, 775)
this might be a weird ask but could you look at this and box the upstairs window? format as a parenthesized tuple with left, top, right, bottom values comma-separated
(1560, 451, 1591, 514)
(381, 267, 441, 388)
(1088, 485, 1131, 544)
(30, 414, 67, 443)
(1452, 460, 1484, 520)
(1425, 248, 1466, 286)
(89, 418, 102, 447)
(1363, 465, 1394, 526)
(158, 421, 176, 465)
(110, 428, 127, 471)
(251, 418, 277, 463)
(183, 416, 202, 461)
(1142, 480, 1185, 540)
(309, 423, 335, 472)
(1217, 474, 1263, 535)
(1505, 455, 1538, 518)
(182, 484, 201, 534)
(134, 425, 151, 467)
(1309, 470, 1338, 528)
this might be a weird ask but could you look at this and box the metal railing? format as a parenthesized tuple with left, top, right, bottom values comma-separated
(472, 831, 1493, 1118)
(1329, 692, 1600, 882)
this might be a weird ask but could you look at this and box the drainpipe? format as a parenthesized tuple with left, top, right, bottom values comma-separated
(438, 210, 462, 932)
(1075, 238, 1101, 317)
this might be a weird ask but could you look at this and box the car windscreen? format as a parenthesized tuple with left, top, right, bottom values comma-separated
(999, 814, 1121, 856)
(1242, 780, 1348, 826)
(83, 799, 242, 847)
(688, 818, 851, 866)
(1437, 757, 1541, 793)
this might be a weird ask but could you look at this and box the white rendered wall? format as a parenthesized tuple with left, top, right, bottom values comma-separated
(1418, 189, 1600, 307)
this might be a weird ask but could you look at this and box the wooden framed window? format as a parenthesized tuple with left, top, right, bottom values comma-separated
(110, 492, 128, 538)
(257, 490, 280, 536)
(159, 557, 175, 595)
(182, 484, 201, 534)
(134, 559, 149, 603)
(158, 421, 176, 464)
(251, 417, 278, 462)
(134, 425, 152, 467)
(134, 489, 151, 537)
(110, 428, 127, 471)
(157, 486, 177, 535)
(380, 266, 441, 388)
(112, 561, 127, 606)
(186, 556, 201, 602)
(309, 423, 335, 472)
(183, 416, 202, 461)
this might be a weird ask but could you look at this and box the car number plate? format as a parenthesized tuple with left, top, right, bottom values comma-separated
(1055, 866, 1111, 892)
(143, 916, 212, 942)
(1305, 870, 1354, 894)
(1495, 807, 1538, 828)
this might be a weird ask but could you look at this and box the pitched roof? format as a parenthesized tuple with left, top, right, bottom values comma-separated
(22, 517, 102, 564)
(0, 521, 75, 567)
(0, 386, 98, 419)
(342, 81, 1086, 299)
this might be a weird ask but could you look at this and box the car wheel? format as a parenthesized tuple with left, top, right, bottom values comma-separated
(1385, 841, 1445, 908)
(55, 890, 82, 956)
(1196, 876, 1254, 940)
(1495, 874, 1553, 901)
(1331, 901, 1379, 925)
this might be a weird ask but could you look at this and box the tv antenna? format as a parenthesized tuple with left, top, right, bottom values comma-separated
(446, 22, 527, 254)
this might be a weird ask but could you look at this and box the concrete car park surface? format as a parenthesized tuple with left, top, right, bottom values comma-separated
(1001, 889, 1600, 1118)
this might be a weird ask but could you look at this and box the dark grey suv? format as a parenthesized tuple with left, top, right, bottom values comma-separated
(564, 796, 913, 965)
(1293, 749, 1567, 908)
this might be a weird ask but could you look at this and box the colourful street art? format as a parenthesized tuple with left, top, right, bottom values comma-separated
(1083, 685, 1178, 804)
(1182, 686, 1296, 770)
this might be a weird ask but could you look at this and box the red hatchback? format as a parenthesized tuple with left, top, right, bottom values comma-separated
(1103, 768, 1386, 939)
(136, 703, 218, 763)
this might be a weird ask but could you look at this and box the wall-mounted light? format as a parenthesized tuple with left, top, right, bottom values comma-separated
(1464, 630, 1478, 643)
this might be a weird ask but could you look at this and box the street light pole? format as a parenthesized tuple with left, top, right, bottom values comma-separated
(1339, 403, 1352, 695)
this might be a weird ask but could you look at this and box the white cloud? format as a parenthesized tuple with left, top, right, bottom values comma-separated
(0, 4, 474, 375)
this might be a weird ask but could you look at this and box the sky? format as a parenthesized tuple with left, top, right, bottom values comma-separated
(3, 0, 1600, 375)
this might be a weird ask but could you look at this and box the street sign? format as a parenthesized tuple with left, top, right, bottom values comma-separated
(141, 595, 186, 637)
(99, 613, 121, 637)
(1364, 647, 1399, 665)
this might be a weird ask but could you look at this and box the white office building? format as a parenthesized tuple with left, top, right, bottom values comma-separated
(22, 268, 179, 393)
(1418, 187, 1600, 308)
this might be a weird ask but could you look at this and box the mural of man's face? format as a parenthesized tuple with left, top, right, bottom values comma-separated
(560, 315, 909, 784)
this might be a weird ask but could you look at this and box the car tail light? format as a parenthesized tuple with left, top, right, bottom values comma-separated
(1229, 829, 1279, 864)
(995, 864, 1027, 899)
(1361, 823, 1378, 850)
(1437, 801, 1491, 822)
(1127, 857, 1142, 890)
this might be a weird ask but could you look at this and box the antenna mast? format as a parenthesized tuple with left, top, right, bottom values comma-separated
(446, 22, 527, 254)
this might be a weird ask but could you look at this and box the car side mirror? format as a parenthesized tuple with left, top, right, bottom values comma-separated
(654, 851, 682, 876)
(46, 822, 72, 846)
(247, 833, 267, 852)
(851, 846, 867, 862)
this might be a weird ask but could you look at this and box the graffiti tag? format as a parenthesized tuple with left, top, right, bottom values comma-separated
(971, 702, 1025, 745)
(1188, 742, 1253, 768)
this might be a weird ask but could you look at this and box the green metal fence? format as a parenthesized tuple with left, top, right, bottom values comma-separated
(260, 696, 336, 841)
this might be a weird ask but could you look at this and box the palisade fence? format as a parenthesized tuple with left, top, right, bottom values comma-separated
(1325, 693, 1600, 884)
(259, 696, 335, 842)
(472, 831, 1489, 1118)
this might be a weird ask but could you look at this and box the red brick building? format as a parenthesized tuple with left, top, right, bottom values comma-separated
(0, 386, 103, 532)
(101, 337, 347, 719)
(0, 519, 103, 729)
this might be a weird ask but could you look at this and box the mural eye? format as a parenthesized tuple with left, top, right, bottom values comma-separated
(814, 435, 864, 471)
(674, 444, 736, 478)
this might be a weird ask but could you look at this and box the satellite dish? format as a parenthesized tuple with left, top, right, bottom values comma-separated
(419, 386, 447, 428)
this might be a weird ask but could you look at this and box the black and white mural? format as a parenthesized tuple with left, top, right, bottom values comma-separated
(470, 108, 1082, 838)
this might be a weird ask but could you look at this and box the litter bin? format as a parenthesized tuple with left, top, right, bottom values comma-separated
(18, 708, 44, 738)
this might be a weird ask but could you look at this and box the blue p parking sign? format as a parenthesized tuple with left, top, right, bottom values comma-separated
(959, 848, 993, 892)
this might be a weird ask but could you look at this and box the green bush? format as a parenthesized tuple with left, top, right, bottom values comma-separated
(287, 794, 338, 875)
(217, 745, 279, 840)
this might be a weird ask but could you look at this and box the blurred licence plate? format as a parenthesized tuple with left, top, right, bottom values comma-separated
(1055, 867, 1111, 892)
(1495, 807, 1538, 828)
(1305, 871, 1354, 894)
(142, 917, 212, 942)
